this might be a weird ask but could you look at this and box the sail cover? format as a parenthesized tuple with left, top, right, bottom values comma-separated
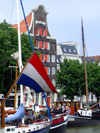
(0, 104, 24, 123)
(16, 52, 57, 93)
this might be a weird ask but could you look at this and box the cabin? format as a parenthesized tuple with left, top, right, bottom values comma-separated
(54, 101, 80, 114)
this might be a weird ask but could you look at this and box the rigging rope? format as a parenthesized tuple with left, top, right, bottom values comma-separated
(0, 56, 11, 67)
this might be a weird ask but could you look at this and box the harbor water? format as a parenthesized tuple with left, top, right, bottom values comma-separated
(66, 125, 100, 133)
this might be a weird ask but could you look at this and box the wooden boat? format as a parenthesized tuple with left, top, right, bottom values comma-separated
(77, 18, 100, 119)
(32, 105, 70, 133)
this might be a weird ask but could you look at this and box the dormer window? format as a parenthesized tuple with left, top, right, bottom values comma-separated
(63, 48, 67, 52)
(68, 48, 71, 53)
(73, 49, 76, 53)
(57, 59, 59, 63)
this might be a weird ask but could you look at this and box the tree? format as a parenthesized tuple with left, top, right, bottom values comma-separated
(0, 21, 39, 95)
(56, 58, 100, 102)
(56, 58, 85, 101)
(86, 62, 100, 102)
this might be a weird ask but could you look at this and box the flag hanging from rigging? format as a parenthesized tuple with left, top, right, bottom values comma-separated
(16, 52, 57, 93)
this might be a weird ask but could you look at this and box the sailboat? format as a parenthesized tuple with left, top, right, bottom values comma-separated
(0, 0, 56, 132)
(78, 18, 100, 119)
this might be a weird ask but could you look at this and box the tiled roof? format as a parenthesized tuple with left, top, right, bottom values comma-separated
(12, 12, 32, 33)
(88, 56, 100, 63)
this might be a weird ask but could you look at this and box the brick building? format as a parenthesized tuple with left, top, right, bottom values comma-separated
(12, 5, 57, 107)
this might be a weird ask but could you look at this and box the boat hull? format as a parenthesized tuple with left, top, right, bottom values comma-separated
(30, 123, 51, 133)
(50, 115, 68, 133)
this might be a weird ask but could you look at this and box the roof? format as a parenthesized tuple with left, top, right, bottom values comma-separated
(59, 44, 78, 55)
(57, 55, 62, 64)
(81, 56, 95, 63)
(88, 56, 100, 63)
(12, 12, 32, 33)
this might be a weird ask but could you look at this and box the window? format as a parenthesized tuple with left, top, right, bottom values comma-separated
(39, 41, 43, 48)
(73, 49, 76, 53)
(52, 44, 55, 51)
(11, 128, 15, 131)
(51, 55, 55, 63)
(39, 28, 43, 36)
(44, 67, 48, 74)
(68, 48, 71, 53)
(44, 29, 48, 36)
(52, 79, 55, 86)
(6, 128, 10, 131)
(45, 55, 48, 62)
(57, 59, 59, 63)
(37, 41, 39, 48)
(48, 67, 50, 75)
(63, 48, 67, 52)
(52, 67, 55, 75)
(42, 42, 44, 49)
(35, 41, 39, 48)
(35, 28, 37, 35)
(40, 54, 44, 62)
(44, 42, 48, 49)
(36, 93, 39, 105)
(60, 57, 63, 62)
(44, 67, 50, 75)
(47, 55, 50, 62)
(44, 55, 50, 62)
(47, 42, 50, 50)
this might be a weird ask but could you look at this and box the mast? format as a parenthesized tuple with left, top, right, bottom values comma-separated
(81, 18, 89, 109)
(16, 0, 23, 104)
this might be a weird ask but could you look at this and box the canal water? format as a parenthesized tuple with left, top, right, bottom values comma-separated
(66, 125, 100, 133)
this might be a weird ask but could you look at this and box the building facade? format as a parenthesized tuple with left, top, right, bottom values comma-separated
(57, 42, 82, 69)
(56, 42, 97, 103)
(12, 5, 57, 108)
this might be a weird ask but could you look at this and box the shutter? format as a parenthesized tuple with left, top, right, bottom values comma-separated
(45, 42, 48, 49)
(35, 41, 37, 47)
(44, 67, 48, 74)
(40, 54, 43, 61)
(45, 55, 48, 61)
(39, 28, 43, 36)
(35, 28, 37, 35)
(39, 41, 43, 48)
(44, 29, 48, 36)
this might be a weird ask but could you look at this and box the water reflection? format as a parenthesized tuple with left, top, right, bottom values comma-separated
(66, 125, 100, 133)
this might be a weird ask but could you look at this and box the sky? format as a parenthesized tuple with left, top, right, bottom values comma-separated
(0, 0, 100, 56)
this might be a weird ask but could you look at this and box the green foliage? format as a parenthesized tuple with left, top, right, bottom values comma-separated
(56, 58, 100, 101)
(0, 21, 39, 95)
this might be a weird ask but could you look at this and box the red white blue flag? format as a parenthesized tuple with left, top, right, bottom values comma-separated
(16, 52, 57, 93)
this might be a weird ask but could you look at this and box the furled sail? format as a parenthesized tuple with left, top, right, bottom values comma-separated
(16, 52, 57, 93)
(0, 104, 25, 123)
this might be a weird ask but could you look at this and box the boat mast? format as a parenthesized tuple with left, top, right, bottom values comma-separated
(81, 18, 89, 109)
(17, 0, 23, 104)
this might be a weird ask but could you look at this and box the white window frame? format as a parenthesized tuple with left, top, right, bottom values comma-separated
(52, 79, 55, 86)
(51, 55, 55, 63)
(41, 42, 44, 49)
(47, 42, 50, 50)
(52, 67, 55, 75)
(63, 48, 67, 52)
(47, 55, 50, 62)
(42, 54, 45, 62)
(48, 67, 50, 75)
